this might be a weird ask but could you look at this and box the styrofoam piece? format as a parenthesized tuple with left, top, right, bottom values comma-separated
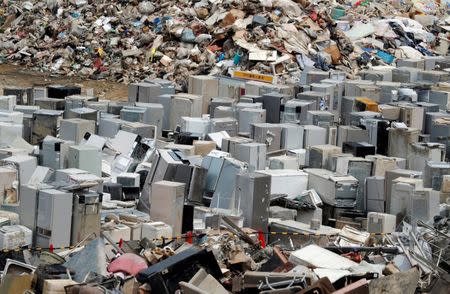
(0, 225, 32, 249)
(289, 244, 357, 270)
(0, 211, 19, 225)
(106, 224, 131, 242)
(141, 221, 173, 241)
(126, 223, 142, 241)
(339, 225, 371, 245)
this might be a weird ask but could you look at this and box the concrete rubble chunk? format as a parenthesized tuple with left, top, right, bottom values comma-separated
(368, 268, 420, 294)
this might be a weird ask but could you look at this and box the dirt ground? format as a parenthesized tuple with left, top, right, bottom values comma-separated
(0, 64, 128, 101)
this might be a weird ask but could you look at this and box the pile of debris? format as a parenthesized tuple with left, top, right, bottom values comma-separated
(2, 217, 449, 293)
(1, 0, 449, 88)
(0, 1, 449, 292)
(0, 144, 446, 294)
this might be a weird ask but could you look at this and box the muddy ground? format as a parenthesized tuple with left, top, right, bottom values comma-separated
(0, 64, 128, 101)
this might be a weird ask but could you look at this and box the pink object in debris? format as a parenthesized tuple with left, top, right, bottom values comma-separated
(107, 253, 148, 276)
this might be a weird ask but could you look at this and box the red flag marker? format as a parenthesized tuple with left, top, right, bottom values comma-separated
(258, 231, 266, 248)
(186, 231, 193, 244)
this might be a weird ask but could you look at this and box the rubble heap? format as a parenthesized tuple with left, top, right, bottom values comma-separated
(0, 59, 450, 291)
(1, 0, 449, 89)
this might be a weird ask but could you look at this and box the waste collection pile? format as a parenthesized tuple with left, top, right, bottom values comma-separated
(1, 0, 449, 89)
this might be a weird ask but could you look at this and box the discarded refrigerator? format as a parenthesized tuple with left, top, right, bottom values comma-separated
(39, 136, 74, 170)
(389, 177, 423, 219)
(424, 161, 450, 191)
(281, 100, 316, 124)
(31, 110, 64, 144)
(60, 118, 96, 144)
(388, 127, 420, 158)
(251, 123, 282, 152)
(407, 143, 446, 171)
(305, 168, 358, 209)
(235, 172, 271, 232)
(68, 145, 102, 177)
(150, 181, 185, 236)
(71, 190, 102, 245)
(366, 176, 386, 213)
(36, 189, 73, 249)
(170, 94, 203, 130)
(308, 145, 342, 169)
(430, 117, 450, 160)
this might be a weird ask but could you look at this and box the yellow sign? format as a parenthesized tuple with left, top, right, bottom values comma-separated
(233, 71, 274, 84)
(97, 47, 104, 58)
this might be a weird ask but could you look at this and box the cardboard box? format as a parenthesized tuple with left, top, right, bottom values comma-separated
(193, 140, 216, 156)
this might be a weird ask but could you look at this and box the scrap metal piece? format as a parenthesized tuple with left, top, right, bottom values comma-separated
(221, 215, 258, 246)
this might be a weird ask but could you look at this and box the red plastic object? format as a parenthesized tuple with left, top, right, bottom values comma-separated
(342, 252, 362, 263)
(93, 58, 102, 69)
(208, 45, 222, 52)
